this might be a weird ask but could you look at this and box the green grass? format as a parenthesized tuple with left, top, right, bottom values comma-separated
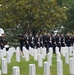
(0, 53, 71, 75)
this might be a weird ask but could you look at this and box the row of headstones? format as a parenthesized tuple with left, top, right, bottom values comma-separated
(1, 58, 74, 75)
(0, 46, 74, 57)
(1, 51, 74, 75)
(0, 46, 74, 75)
(0, 59, 62, 75)
(0, 46, 74, 60)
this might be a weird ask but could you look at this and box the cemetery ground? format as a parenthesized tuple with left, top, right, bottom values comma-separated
(0, 53, 70, 75)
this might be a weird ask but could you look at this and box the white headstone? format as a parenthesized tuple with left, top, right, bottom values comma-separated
(49, 47, 53, 57)
(31, 48, 34, 56)
(69, 58, 74, 74)
(25, 50, 29, 61)
(38, 54, 43, 67)
(29, 47, 31, 55)
(57, 60, 63, 75)
(43, 47, 46, 56)
(29, 64, 36, 75)
(16, 49, 20, 62)
(61, 47, 68, 56)
(68, 46, 73, 56)
(0, 50, 3, 58)
(12, 66, 20, 75)
(65, 51, 69, 64)
(42, 48, 46, 59)
(2, 58, 7, 74)
(56, 52, 61, 60)
(47, 53, 52, 66)
(3, 48, 6, 56)
(56, 47, 59, 54)
(6, 51, 11, 63)
(34, 49, 37, 61)
(44, 62, 50, 75)
(37, 48, 40, 55)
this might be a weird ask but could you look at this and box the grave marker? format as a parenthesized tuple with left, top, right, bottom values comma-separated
(44, 62, 50, 75)
(29, 64, 36, 75)
(2, 58, 7, 74)
(12, 66, 20, 75)
(38, 54, 43, 67)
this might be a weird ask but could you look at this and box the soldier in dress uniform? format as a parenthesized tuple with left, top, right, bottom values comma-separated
(40, 33, 43, 48)
(28, 33, 34, 48)
(52, 33, 56, 53)
(18, 33, 24, 52)
(34, 33, 40, 48)
(43, 32, 48, 53)
(60, 33, 65, 47)
(55, 33, 61, 52)
(71, 33, 74, 46)
(47, 32, 52, 47)
(47, 32, 52, 53)
(24, 33, 29, 50)
(65, 32, 71, 47)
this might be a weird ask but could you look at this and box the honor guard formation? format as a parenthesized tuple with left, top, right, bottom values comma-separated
(17, 32, 74, 54)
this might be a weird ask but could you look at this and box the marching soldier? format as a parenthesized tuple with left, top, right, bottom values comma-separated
(55, 33, 61, 52)
(47, 32, 52, 53)
(28, 33, 34, 48)
(52, 33, 56, 53)
(34, 33, 40, 48)
(24, 33, 29, 50)
(71, 33, 74, 46)
(65, 32, 71, 47)
(43, 32, 48, 53)
(47, 32, 52, 48)
(60, 33, 65, 47)
(18, 33, 24, 52)
(40, 33, 43, 47)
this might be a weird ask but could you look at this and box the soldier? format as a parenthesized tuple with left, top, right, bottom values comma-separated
(28, 33, 34, 48)
(40, 33, 43, 48)
(34, 33, 40, 48)
(60, 33, 65, 47)
(18, 33, 24, 52)
(52, 33, 56, 53)
(65, 32, 71, 47)
(47, 32, 52, 47)
(47, 32, 52, 52)
(71, 33, 74, 46)
(24, 33, 29, 50)
(43, 32, 48, 53)
(55, 33, 61, 52)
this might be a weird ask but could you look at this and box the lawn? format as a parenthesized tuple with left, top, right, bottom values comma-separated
(0, 53, 70, 75)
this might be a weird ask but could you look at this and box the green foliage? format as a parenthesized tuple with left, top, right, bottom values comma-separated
(0, 0, 67, 35)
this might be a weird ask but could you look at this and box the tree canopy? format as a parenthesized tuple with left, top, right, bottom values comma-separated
(0, 0, 67, 35)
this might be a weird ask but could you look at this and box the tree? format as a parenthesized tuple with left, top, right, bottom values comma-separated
(0, 0, 67, 35)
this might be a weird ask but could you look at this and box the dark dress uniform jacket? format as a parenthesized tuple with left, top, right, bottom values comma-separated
(65, 35, 71, 47)
(0, 37, 7, 49)
(24, 36, 29, 50)
(28, 36, 34, 48)
(47, 36, 52, 48)
(34, 36, 40, 48)
(18, 35, 24, 51)
(61, 36, 65, 47)
(43, 35, 48, 48)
